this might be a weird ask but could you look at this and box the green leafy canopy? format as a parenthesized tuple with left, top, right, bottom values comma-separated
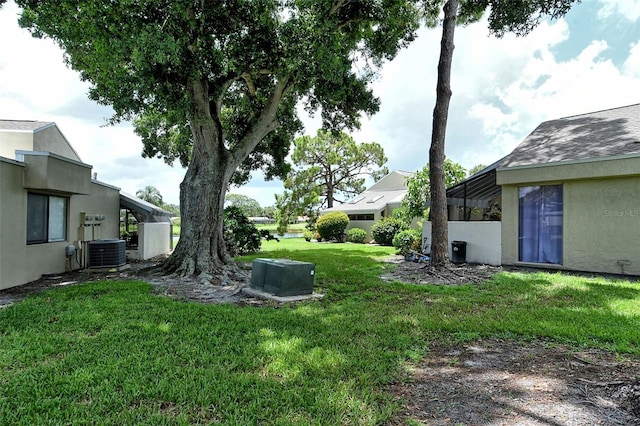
(422, 0, 580, 36)
(275, 129, 388, 233)
(16, 0, 421, 186)
(396, 159, 466, 223)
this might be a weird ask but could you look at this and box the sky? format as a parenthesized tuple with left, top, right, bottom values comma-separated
(1, 0, 640, 207)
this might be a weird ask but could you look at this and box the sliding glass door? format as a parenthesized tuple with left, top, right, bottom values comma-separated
(518, 185, 563, 264)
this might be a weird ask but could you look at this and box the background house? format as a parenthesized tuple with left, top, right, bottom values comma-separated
(427, 103, 640, 276)
(322, 170, 414, 240)
(0, 120, 171, 290)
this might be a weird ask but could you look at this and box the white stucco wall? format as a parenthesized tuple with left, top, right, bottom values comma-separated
(128, 222, 171, 260)
(422, 221, 502, 266)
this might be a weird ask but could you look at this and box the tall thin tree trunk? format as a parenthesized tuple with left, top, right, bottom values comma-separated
(429, 0, 458, 268)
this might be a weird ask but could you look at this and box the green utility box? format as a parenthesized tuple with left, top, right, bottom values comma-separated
(251, 258, 315, 297)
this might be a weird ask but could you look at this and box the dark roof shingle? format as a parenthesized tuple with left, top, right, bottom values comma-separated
(500, 103, 640, 168)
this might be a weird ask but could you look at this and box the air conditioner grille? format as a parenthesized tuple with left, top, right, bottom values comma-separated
(88, 239, 126, 268)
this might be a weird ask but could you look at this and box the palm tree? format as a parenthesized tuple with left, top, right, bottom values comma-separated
(136, 185, 163, 207)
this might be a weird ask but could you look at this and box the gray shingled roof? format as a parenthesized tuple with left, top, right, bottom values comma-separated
(0, 120, 54, 131)
(445, 103, 640, 206)
(500, 103, 640, 168)
(324, 188, 407, 213)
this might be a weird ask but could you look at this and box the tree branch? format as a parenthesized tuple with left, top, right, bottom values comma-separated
(230, 77, 290, 167)
(329, 0, 348, 15)
(241, 72, 257, 97)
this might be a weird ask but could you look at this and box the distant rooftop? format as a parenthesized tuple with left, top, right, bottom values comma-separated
(0, 120, 55, 132)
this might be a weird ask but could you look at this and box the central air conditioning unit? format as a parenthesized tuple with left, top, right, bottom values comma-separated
(87, 239, 126, 268)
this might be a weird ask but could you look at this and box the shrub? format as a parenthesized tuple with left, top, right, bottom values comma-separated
(223, 206, 261, 256)
(316, 211, 349, 242)
(347, 228, 368, 244)
(371, 217, 404, 246)
(303, 230, 314, 242)
(393, 228, 422, 255)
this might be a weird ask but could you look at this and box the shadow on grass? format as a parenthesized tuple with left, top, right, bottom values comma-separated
(484, 272, 640, 349)
(2, 253, 639, 424)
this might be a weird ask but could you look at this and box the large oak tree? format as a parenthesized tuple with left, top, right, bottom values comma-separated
(16, 0, 423, 275)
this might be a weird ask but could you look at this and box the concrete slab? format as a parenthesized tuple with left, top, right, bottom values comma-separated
(86, 264, 131, 273)
(241, 286, 324, 303)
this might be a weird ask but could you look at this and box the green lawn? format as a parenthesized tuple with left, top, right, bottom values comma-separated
(1, 239, 639, 424)
(256, 222, 307, 234)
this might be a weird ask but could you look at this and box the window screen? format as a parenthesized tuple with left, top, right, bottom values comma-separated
(27, 193, 68, 244)
(27, 193, 47, 244)
(48, 196, 67, 241)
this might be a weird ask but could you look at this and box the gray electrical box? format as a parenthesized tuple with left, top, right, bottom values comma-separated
(251, 258, 315, 297)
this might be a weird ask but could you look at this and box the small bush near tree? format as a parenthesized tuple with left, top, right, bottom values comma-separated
(371, 217, 404, 246)
(393, 229, 422, 255)
(347, 228, 368, 244)
(303, 230, 314, 242)
(316, 211, 349, 242)
(223, 206, 261, 256)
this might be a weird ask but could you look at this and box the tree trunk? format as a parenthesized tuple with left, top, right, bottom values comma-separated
(326, 169, 334, 208)
(163, 77, 288, 277)
(429, 0, 458, 268)
(163, 79, 234, 276)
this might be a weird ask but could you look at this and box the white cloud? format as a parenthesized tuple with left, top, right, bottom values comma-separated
(2, 0, 640, 208)
(0, 3, 88, 114)
(623, 41, 640, 77)
(597, 0, 640, 22)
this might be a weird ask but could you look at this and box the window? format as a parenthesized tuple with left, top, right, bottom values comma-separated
(518, 185, 562, 264)
(27, 193, 68, 244)
(348, 214, 374, 221)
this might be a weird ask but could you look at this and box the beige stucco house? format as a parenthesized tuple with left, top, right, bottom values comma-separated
(0, 120, 172, 290)
(322, 170, 414, 240)
(498, 104, 640, 276)
(437, 103, 640, 276)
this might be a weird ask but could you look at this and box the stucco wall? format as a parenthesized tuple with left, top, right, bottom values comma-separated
(344, 211, 383, 242)
(0, 159, 28, 289)
(0, 170, 121, 290)
(371, 171, 409, 190)
(0, 132, 33, 158)
(0, 125, 81, 161)
(423, 221, 502, 265)
(23, 153, 92, 194)
(500, 164, 640, 276)
(72, 182, 121, 244)
(33, 125, 82, 161)
(134, 222, 171, 260)
(564, 177, 640, 275)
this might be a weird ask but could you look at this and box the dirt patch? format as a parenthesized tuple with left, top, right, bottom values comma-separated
(0, 255, 269, 308)
(383, 258, 640, 425)
(388, 338, 640, 425)
(381, 255, 503, 285)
